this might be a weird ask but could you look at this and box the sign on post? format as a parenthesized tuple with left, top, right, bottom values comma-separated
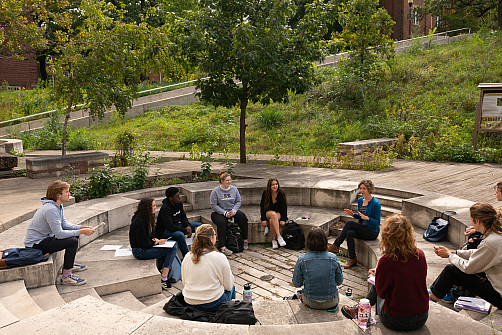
(473, 83, 502, 149)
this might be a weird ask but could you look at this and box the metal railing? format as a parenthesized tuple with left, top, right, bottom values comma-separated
(394, 27, 471, 49)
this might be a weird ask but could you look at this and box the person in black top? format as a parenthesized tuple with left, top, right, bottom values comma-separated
(129, 197, 177, 290)
(155, 187, 202, 257)
(260, 178, 288, 249)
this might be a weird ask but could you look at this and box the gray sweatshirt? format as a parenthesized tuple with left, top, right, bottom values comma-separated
(210, 185, 242, 215)
(24, 198, 81, 247)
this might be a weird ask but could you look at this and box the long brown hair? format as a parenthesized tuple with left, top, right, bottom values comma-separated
(379, 214, 418, 262)
(470, 202, 502, 237)
(191, 224, 218, 264)
(264, 178, 287, 210)
(135, 197, 156, 234)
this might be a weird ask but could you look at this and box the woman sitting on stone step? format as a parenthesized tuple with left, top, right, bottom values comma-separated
(341, 214, 429, 332)
(182, 224, 235, 313)
(129, 197, 177, 290)
(292, 228, 343, 310)
(24, 180, 95, 286)
(429, 202, 502, 310)
(210, 172, 249, 256)
(260, 178, 288, 249)
(330, 179, 381, 269)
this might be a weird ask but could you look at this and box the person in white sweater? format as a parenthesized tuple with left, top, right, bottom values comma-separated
(429, 202, 502, 309)
(181, 224, 235, 312)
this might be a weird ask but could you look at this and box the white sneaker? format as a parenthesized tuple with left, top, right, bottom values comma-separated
(222, 248, 233, 256)
(277, 236, 287, 247)
(272, 240, 279, 249)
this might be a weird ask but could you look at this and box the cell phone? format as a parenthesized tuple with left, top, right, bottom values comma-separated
(93, 222, 106, 230)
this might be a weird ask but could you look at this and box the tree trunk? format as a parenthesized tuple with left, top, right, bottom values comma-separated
(61, 96, 73, 156)
(239, 83, 248, 163)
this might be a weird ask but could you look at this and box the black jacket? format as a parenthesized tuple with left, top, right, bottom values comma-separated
(260, 190, 288, 222)
(155, 198, 190, 237)
(129, 213, 155, 249)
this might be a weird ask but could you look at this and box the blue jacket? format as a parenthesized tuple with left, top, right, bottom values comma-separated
(292, 251, 343, 301)
(353, 196, 381, 233)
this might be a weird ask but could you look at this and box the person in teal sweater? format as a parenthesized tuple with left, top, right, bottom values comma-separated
(331, 180, 381, 268)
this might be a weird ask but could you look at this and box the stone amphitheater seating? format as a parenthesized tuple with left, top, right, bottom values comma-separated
(1, 178, 501, 334)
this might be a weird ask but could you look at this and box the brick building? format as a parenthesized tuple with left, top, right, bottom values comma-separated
(0, 52, 39, 90)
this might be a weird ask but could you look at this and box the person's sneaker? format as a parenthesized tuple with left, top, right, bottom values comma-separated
(243, 241, 249, 250)
(272, 240, 279, 249)
(161, 280, 171, 290)
(277, 236, 287, 247)
(71, 264, 87, 272)
(442, 290, 454, 303)
(60, 274, 86, 286)
(341, 304, 358, 319)
(222, 248, 233, 256)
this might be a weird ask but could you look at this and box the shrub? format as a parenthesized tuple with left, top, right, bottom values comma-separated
(256, 109, 284, 129)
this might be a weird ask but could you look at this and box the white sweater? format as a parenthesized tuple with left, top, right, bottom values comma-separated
(451, 232, 502, 296)
(181, 251, 234, 305)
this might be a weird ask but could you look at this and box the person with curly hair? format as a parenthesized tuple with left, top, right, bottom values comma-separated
(330, 180, 381, 268)
(129, 197, 177, 290)
(341, 214, 428, 331)
(260, 178, 288, 249)
(181, 224, 235, 313)
(429, 202, 502, 309)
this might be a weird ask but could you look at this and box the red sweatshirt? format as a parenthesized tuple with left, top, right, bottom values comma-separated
(375, 248, 429, 318)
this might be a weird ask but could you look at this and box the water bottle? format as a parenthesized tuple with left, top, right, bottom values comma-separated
(243, 283, 252, 302)
(357, 298, 371, 331)
(345, 288, 353, 299)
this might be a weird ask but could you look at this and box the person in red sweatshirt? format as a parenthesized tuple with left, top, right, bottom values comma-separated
(341, 214, 429, 331)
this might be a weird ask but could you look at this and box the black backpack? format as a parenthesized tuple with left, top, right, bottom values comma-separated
(0, 248, 50, 269)
(226, 223, 244, 253)
(423, 211, 456, 242)
(211, 300, 259, 325)
(282, 220, 305, 250)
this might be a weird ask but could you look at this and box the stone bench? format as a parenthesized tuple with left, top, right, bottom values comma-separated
(25, 151, 109, 179)
(0, 139, 23, 154)
(338, 138, 397, 155)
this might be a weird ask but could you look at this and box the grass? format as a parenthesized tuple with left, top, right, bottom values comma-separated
(7, 31, 502, 164)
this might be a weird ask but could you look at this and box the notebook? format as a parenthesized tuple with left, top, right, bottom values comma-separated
(454, 296, 491, 313)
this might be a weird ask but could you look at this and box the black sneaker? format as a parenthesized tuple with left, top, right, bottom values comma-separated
(161, 280, 171, 290)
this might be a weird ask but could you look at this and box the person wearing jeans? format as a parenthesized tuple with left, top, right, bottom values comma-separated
(130, 197, 177, 290)
(156, 187, 201, 257)
(25, 180, 95, 285)
(331, 180, 381, 269)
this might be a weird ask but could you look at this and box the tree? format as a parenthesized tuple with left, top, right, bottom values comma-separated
(49, 0, 169, 155)
(336, 0, 395, 79)
(173, 0, 331, 163)
(423, 0, 502, 31)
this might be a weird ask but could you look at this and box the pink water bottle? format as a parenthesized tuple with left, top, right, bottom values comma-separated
(357, 298, 371, 330)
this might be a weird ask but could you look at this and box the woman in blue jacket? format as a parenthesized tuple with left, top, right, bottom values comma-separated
(330, 180, 381, 269)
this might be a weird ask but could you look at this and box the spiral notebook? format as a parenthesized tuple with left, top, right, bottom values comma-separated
(454, 296, 491, 313)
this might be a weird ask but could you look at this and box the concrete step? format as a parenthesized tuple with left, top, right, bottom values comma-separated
(0, 280, 44, 320)
(101, 291, 147, 311)
(59, 287, 102, 302)
(0, 302, 19, 329)
(373, 186, 423, 199)
(350, 203, 400, 218)
(27, 285, 66, 310)
(138, 293, 172, 307)
(371, 194, 403, 209)
(141, 297, 176, 317)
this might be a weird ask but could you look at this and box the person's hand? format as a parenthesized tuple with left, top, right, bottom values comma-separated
(465, 226, 476, 236)
(228, 211, 236, 218)
(368, 268, 376, 276)
(186, 226, 192, 238)
(154, 239, 167, 245)
(279, 221, 286, 226)
(434, 246, 452, 258)
(358, 212, 369, 221)
(79, 227, 95, 236)
(81, 225, 93, 229)
(261, 221, 268, 226)
(344, 208, 354, 216)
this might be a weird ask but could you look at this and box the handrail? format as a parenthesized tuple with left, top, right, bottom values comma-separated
(394, 27, 471, 46)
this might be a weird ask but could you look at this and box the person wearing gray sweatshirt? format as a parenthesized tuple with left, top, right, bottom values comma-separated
(24, 180, 95, 285)
(210, 172, 248, 256)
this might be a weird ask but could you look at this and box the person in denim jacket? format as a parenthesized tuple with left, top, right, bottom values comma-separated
(292, 228, 343, 310)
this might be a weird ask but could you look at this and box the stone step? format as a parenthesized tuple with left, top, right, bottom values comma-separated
(153, 196, 192, 212)
(371, 194, 403, 209)
(373, 186, 423, 199)
(0, 302, 19, 329)
(138, 293, 172, 307)
(0, 280, 44, 320)
(349, 203, 400, 218)
(59, 287, 102, 303)
(101, 291, 147, 311)
(141, 297, 176, 317)
(27, 285, 66, 311)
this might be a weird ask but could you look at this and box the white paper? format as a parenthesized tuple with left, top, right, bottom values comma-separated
(367, 275, 375, 285)
(153, 241, 176, 248)
(185, 236, 193, 246)
(114, 248, 133, 257)
(93, 222, 106, 230)
(100, 245, 122, 251)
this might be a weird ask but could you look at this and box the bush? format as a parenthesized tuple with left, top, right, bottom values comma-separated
(256, 109, 284, 129)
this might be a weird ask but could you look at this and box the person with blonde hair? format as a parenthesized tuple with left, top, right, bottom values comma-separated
(341, 214, 428, 331)
(181, 224, 235, 313)
(260, 178, 288, 249)
(210, 172, 249, 256)
(24, 180, 95, 285)
(429, 202, 502, 309)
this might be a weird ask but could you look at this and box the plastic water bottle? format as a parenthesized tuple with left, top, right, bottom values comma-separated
(357, 298, 371, 331)
(243, 283, 252, 302)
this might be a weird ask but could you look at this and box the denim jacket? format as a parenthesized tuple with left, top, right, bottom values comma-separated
(292, 251, 343, 301)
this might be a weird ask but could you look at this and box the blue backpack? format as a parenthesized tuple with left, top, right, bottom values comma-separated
(0, 248, 50, 269)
